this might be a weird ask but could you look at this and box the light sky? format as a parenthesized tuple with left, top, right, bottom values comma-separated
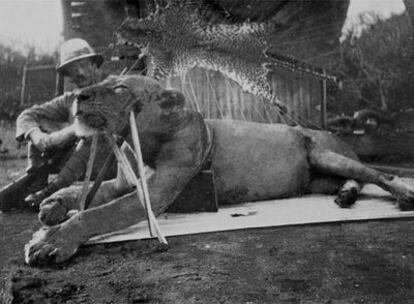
(343, 0, 406, 34)
(0, 0, 407, 54)
(0, 0, 62, 54)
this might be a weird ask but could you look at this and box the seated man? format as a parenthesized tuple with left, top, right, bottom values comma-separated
(0, 38, 117, 212)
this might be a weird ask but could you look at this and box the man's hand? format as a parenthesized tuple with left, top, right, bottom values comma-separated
(29, 126, 77, 152)
(47, 125, 77, 149)
(29, 129, 51, 152)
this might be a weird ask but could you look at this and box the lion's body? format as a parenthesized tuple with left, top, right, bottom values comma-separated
(26, 75, 414, 265)
(46, 113, 357, 212)
(207, 119, 355, 204)
(209, 119, 311, 203)
(128, 96, 358, 208)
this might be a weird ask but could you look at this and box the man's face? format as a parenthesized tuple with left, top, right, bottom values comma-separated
(63, 58, 98, 88)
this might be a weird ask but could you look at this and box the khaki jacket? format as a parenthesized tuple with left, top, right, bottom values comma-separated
(16, 92, 76, 141)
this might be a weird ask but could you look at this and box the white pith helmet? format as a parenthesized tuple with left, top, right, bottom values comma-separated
(57, 38, 103, 74)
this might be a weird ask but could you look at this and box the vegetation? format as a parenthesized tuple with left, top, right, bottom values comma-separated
(331, 12, 414, 115)
(0, 43, 57, 121)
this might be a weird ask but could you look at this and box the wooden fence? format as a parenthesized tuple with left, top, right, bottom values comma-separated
(165, 66, 326, 128)
(20, 65, 57, 106)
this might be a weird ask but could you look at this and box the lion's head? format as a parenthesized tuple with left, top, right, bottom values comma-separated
(73, 74, 163, 137)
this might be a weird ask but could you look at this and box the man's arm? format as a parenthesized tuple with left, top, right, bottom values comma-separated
(28, 126, 78, 152)
(16, 93, 78, 151)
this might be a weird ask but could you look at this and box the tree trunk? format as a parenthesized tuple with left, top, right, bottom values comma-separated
(403, 0, 414, 27)
(378, 82, 388, 111)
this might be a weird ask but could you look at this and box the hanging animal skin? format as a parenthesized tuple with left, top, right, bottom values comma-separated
(115, 1, 324, 114)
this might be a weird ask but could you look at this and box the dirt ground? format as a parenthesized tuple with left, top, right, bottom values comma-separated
(2, 122, 414, 303)
(2, 213, 414, 304)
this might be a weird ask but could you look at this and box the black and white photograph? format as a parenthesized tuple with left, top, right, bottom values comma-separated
(1, 0, 414, 303)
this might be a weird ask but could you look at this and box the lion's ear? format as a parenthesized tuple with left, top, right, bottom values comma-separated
(156, 89, 185, 109)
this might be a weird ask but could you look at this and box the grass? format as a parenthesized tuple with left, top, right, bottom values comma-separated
(0, 120, 27, 187)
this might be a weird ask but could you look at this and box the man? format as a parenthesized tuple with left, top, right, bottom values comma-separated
(0, 38, 116, 212)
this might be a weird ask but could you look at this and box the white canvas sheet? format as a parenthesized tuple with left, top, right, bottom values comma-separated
(87, 183, 414, 245)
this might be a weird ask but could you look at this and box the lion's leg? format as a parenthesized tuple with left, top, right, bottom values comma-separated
(38, 176, 132, 226)
(26, 158, 202, 265)
(38, 143, 136, 226)
(309, 148, 414, 209)
(310, 176, 342, 195)
(83, 159, 200, 238)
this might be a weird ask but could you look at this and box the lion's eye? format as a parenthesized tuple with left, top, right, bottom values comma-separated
(113, 85, 128, 94)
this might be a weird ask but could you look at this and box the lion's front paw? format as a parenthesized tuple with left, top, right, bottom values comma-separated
(24, 221, 84, 266)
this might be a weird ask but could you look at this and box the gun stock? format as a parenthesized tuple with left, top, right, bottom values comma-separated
(0, 173, 39, 211)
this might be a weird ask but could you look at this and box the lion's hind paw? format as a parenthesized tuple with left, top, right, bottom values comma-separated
(386, 176, 414, 211)
(398, 198, 414, 211)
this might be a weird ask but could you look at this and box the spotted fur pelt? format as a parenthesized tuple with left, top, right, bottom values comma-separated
(116, 0, 330, 113)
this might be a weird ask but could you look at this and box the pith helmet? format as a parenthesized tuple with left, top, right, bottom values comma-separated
(57, 38, 103, 73)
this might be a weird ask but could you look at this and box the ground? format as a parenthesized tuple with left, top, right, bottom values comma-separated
(3, 216, 414, 304)
(2, 121, 414, 303)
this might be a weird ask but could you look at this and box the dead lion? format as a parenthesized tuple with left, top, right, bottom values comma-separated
(25, 74, 414, 265)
